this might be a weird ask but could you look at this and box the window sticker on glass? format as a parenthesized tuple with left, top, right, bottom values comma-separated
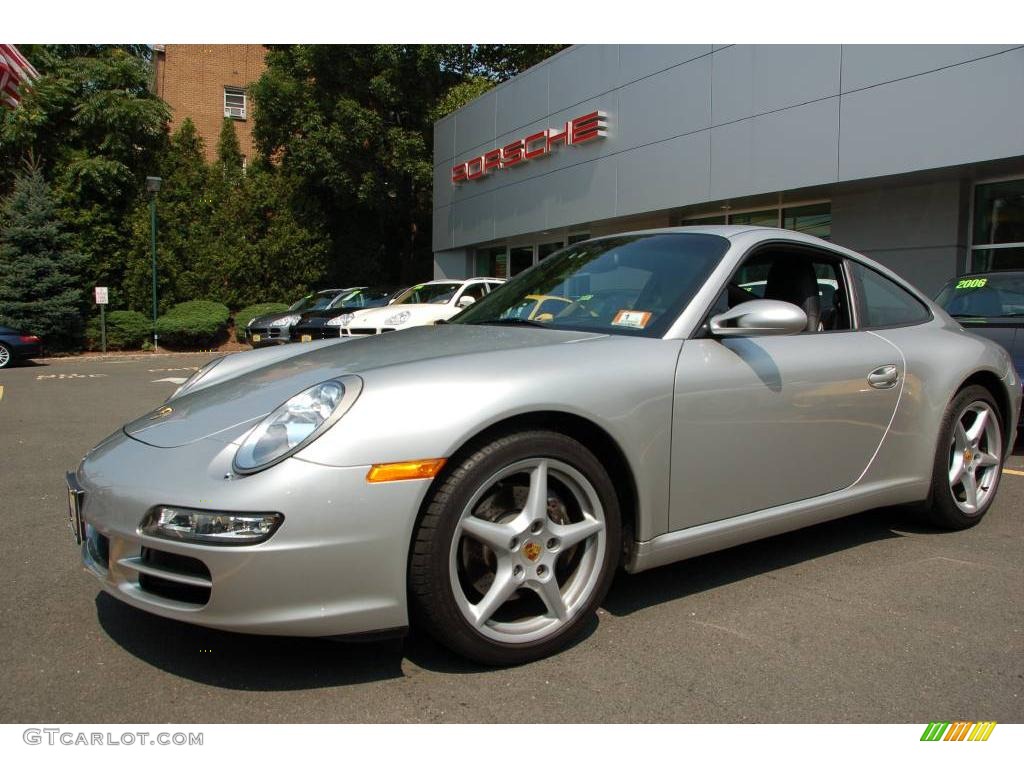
(611, 310, 652, 329)
(956, 278, 988, 289)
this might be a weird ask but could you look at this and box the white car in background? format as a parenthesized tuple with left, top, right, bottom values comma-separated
(341, 278, 504, 336)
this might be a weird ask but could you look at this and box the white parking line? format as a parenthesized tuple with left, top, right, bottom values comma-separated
(152, 377, 189, 384)
(35, 373, 108, 380)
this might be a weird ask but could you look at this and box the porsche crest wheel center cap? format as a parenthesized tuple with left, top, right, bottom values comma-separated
(964, 448, 974, 465)
(522, 540, 542, 562)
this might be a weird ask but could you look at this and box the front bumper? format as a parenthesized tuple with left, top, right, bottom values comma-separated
(245, 326, 290, 347)
(342, 326, 398, 337)
(72, 430, 432, 636)
(290, 325, 340, 342)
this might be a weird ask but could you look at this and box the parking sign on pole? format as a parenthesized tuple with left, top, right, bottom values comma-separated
(95, 287, 108, 353)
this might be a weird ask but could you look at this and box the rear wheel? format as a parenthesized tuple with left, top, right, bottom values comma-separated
(923, 385, 1004, 529)
(410, 431, 620, 665)
(0, 343, 12, 369)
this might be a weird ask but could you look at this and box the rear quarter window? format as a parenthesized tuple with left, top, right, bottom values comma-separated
(849, 261, 931, 328)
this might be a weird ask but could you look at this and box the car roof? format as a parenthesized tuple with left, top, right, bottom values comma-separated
(419, 278, 505, 285)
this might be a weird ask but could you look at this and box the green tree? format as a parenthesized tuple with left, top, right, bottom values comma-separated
(216, 118, 245, 173)
(124, 118, 218, 313)
(0, 46, 169, 306)
(250, 45, 564, 286)
(124, 117, 329, 313)
(0, 165, 86, 349)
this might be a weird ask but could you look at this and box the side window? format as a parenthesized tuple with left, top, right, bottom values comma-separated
(460, 283, 488, 302)
(708, 249, 852, 333)
(848, 262, 931, 328)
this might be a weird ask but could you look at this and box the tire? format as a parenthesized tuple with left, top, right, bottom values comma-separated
(410, 430, 621, 665)
(922, 385, 1005, 530)
(0, 343, 12, 369)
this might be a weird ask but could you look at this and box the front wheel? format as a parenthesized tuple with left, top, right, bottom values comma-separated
(410, 431, 620, 665)
(923, 385, 1005, 530)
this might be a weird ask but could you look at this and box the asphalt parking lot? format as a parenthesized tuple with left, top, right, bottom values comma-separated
(0, 351, 1021, 723)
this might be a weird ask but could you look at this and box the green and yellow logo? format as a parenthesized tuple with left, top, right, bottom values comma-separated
(921, 721, 997, 741)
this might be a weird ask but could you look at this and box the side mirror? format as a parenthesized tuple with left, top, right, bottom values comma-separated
(457, 295, 476, 308)
(709, 299, 807, 337)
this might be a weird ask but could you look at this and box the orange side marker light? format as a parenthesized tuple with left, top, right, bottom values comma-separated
(366, 458, 447, 483)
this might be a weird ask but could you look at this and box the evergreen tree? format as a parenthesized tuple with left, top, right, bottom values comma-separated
(250, 45, 564, 285)
(124, 119, 217, 312)
(0, 165, 86, 350)
(0, 46, 169, 307)
(216, 118, 245, 173)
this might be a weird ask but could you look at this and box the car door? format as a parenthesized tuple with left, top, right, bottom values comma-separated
(669, 247, 904, 531)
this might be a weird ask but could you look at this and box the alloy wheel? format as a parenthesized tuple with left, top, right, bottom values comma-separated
(448, 457, 606, 644)
(948, 400, 1002, 515)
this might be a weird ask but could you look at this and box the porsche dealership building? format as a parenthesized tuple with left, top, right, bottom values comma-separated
(432, 45, 1024, 296)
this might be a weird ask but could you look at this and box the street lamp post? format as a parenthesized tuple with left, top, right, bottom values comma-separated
(145, 176, 162, 351)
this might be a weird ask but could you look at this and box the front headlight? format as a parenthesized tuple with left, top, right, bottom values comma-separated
(386, 310, 411, 326)
(270, 315, 300, 327)
(326, 313, 354, 327)
(141, 507, 283, 546)
(168, 356, 224, 401)
(233, 376, 363, 474)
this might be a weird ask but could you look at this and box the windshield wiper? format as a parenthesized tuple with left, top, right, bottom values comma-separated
(469, 318, 549, 328)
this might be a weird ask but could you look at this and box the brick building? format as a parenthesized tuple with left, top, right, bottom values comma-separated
(153, 44, 267, 164)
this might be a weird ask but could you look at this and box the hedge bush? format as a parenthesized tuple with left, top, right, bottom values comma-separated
(155, 300, 230, 349)
(84, 310, 151, 351)
(234, 302, 289, 342)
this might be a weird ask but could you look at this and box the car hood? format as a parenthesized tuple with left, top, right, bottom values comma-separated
(123, 325, 603, 448)
(250, 310, 296, 326)
(351, 303, 449, 324)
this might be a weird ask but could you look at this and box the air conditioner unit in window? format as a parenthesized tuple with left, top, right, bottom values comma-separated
(225, 106, 246, 119)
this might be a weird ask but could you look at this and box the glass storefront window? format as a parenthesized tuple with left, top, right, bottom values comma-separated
(973, 179, 1024, 246)
(971, 179, 1024, 272)
(538, 241, 563, 260)
(783, 203, 832, 240)
(476, 247, 507, 279)
(680, 215, 726, 226)
(567, 232, 590, 244)
(970, 247, 1024, 273)
(509, 246, 534, 276)
(728, 209, 778, 227)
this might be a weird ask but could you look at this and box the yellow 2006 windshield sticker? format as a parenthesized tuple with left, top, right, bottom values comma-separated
(611, 310, 652, 329)
(956, 278, 987, 289)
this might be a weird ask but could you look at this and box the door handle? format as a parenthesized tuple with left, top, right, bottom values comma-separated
(867, 365, 899, 389)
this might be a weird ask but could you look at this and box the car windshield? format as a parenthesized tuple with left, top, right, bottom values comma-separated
(394, 283, 461, 305)
(451, 233, 730, 337)
(936, 274, 1024, 318)
(336, 287, 395, 309)
(289, 291, 343, 312)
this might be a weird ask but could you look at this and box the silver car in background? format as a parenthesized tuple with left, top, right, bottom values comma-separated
(67, 226, 1020, 665)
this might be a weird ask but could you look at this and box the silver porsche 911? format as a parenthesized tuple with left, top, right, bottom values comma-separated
(67, 226, 1021, 665)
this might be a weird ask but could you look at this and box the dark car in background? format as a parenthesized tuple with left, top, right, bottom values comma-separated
(290, 286, 403, 342)
(245, 288, 362, 347)
(936, 271, 1024, 414)
(0, 325, 43, 369)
